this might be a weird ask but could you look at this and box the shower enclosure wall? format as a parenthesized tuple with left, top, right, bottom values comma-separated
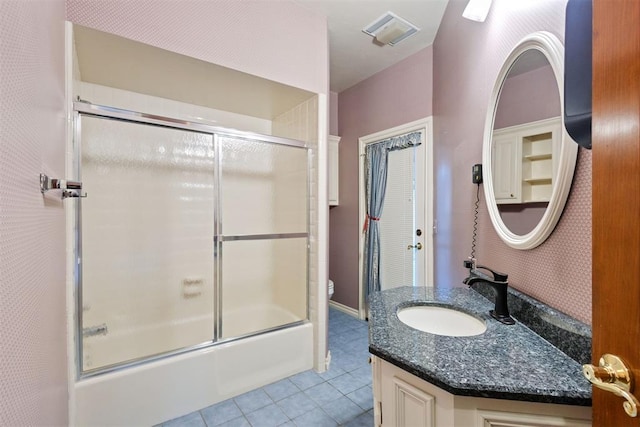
(72, 101, 314, 424)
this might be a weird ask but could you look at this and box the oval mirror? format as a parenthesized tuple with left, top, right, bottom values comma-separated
(482, 32, 578, 250)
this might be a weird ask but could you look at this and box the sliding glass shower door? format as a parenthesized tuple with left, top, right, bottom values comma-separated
(75, 105, 309, 376)
(79, 115, 216, 373)
(217, 136, 309, 339)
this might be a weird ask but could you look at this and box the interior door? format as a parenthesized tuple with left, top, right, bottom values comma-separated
(359, 119, 433, 318)
(592, 1, 640, 425)
(378, 143, 426, 290)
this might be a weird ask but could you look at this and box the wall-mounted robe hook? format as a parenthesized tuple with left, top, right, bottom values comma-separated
(40, 173, 87, 199)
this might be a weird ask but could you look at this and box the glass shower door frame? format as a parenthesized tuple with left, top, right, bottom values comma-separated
(212, 132, 311, 342)
(72, 102, 310, 378)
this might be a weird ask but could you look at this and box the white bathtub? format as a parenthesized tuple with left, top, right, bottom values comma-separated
(74, 317, 313, 425)
(222, 304, 302, 339)
(83, 305, 304, 372)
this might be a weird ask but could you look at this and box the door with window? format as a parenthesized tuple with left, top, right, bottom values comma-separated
(378, 142, 425, 290)
(359, 119, 433, 317)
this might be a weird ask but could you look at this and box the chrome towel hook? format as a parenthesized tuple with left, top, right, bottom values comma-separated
(40, 173, 87, 199)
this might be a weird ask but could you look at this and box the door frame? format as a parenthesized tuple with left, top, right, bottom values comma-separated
(357, 117, 434, 320)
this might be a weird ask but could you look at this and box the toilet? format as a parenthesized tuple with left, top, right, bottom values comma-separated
(328, 280, 334, 300)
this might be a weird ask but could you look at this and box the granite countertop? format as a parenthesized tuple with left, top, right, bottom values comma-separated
(368, 286, 592, 406)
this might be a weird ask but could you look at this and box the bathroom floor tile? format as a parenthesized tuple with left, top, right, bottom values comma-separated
(215, 416, 251, 427)
(342, 410, 374, 427)
(346, 385, 374, 411)
(263, 378, 300, 402)
(349, 366, 373, 386)
(244, 403, 289, 427)
(289, 369, 324, 390)
(159, 307, 372, 427)
(292, 407, 338, 427)
(317, 365, 345, 381)
(321, 395, 364, 425)
(328, 372, 363, 395)
(234, 389, 273, 414)
(303, 382, 343, 406)
(345, 338, 370, 354)
(201, 399, 243, 426)
(332, 329, 362, 346)
(350, 322, 369, 332)
(276, 391, 318, 419)
(331, 354, 367, 373)
(162, 411, 206, 427)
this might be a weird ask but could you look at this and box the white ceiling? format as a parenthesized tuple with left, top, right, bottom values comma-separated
(293, 0, 450, 92)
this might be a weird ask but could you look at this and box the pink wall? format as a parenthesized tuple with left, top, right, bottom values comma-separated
(331, 46, 434, 309)
(0, 0, 68, 424)
(66, 0, 328, 94)
(433, 0, 591, 323)
(499, 203, 548, 236)
(494, 64, 559, 129)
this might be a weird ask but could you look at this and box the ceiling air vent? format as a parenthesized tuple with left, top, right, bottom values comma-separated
(362, 12, 420, 46)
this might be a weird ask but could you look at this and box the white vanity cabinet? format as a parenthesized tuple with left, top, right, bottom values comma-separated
(372, 356, 592, 427)
(492, 117, 561, 205)
(328, 135, 340, 206)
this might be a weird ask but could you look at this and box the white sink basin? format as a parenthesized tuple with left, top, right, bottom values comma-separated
(397, 305, 487, 337)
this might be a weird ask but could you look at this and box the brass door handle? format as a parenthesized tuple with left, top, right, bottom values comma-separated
(407, 243, 422, 250)
(583, 354, 639, 417)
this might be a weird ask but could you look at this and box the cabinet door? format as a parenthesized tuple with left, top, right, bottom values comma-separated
(387, 376, 435, 427)
(476, 409, 591, 426)
(492, 133, 521, 203)
(378, 358, 445, 427)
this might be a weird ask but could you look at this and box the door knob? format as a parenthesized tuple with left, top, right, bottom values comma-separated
(583, 354, 639, 417)
(407, 243, 422, 250)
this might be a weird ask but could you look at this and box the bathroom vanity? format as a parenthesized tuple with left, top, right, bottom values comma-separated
(368, 286, 592, 426)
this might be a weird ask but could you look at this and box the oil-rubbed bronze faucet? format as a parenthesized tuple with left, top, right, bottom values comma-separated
(463, 260, 515, 325)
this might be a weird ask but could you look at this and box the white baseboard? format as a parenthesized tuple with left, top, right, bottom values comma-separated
(329, 300, 360, 318)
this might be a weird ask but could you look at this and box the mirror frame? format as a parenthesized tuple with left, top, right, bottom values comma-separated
(482, 31, 578, 250)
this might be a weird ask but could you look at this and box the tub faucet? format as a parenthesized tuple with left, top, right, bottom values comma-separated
(463, 260, 515, 325)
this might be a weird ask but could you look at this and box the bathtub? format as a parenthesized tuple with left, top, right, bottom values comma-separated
(68, 96, 318, 425)
(74, 316, 313, 425)
(222, 304, 302, 338)
(83, 305, 303, 371)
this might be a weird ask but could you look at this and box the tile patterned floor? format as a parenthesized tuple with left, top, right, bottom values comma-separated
(158, 307, 373, 427)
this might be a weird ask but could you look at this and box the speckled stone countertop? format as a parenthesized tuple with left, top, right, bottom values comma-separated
(368, 286, 592, 406)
